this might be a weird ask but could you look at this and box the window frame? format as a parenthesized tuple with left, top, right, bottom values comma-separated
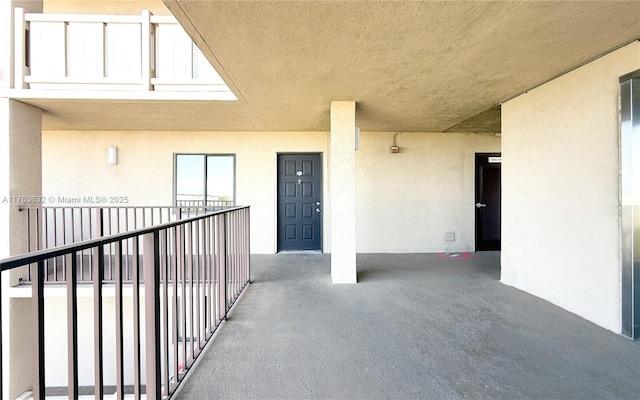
(173, 153, 236, 207)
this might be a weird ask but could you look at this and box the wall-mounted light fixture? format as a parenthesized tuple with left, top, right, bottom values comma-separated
(390, 132, 401, 153)
(108, 146, 118, 165)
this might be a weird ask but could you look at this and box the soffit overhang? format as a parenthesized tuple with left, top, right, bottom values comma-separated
(26, 1, 640, 132)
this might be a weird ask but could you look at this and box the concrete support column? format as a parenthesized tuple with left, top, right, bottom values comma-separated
(330, 101, 357, 283)
(1, 98, 42, 400)
(2, 1, 45, 398)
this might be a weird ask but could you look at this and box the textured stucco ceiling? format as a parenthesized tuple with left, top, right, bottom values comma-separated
(29, 1, 640, 132)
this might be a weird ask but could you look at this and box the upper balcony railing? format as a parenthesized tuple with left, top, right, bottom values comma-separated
(12, 8, 236, 99)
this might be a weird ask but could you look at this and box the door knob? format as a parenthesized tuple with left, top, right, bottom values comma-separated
(475, 202, 487, 208)
(316, 208, 321, 213)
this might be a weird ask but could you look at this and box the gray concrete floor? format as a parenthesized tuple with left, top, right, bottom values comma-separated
(174, 252, 640, 400)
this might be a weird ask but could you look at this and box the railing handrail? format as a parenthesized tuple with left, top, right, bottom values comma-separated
(1, 206, 248, 272)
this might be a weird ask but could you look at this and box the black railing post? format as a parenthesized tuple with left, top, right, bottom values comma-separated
(66, 252, 79, 400)
(248, 208, 251, 284)
(32, 260, 45, 400)
(114, 241, 124, 399)
(93, 245, 104, 399)
(0, 270, 3, 400)
(247, 207, 251, 284)
(218, 214, 227, 321)
(132, 237, 141, 400)
(177, 224, 187, 376)
(171, 226, 180, 387)
(161, 230, 170, 394)
(98, 208, 104, 238)
(143, 231, 161, 399)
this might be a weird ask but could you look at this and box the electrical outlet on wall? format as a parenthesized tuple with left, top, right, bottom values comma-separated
(445, 232, 456, 241)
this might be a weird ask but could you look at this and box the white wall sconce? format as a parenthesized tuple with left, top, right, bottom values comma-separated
(108, 146, 118, 165)
(390, 132, 401, 153)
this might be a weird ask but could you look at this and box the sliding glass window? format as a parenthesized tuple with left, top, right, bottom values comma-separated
(175, 154, 235, 207)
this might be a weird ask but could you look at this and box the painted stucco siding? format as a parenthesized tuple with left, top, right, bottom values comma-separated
(43, 130, 500, 254)
(43, 130, 330, 254)
(356, 131, 500, 252)
(41, 294, 148, 388)
(1, 99, 43, 400)
(501, 42, 640, 333)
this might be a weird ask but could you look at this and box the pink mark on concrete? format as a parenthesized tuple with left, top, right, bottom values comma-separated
(436, 252, 471, 260)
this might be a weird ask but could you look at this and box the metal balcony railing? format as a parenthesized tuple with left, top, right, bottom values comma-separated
(19, 206, 234, 283)
(12, 8, 236, 99)
(1, 206, 250, 399)
(175, 200, 234, 217)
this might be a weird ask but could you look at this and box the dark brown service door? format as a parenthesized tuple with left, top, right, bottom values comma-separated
(475, 153, 501, 251)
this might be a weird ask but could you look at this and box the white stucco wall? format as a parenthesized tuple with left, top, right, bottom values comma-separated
(43, 130, 500, 254)
(356, 131, 500, 252)
(1, 99, 42, 400)
(43, 130, 330, 254)
(42, 294, 148, 388)
(501, 42, 640, 333)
